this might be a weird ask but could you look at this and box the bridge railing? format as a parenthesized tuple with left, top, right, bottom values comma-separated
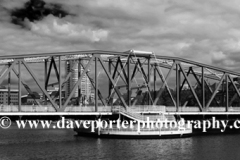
(1, 105, 240, 112)
(128, 105, 166, 113)
(112, 105, 240, 112)
(0, 105, 56, 112)
(64, 106, 112, 112)
(112, 105, 166, 113)
(166, 106, 240, 112)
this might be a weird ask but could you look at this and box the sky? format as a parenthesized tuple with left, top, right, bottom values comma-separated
(1, 0, 240, 71)
(1, 0, 240, 97)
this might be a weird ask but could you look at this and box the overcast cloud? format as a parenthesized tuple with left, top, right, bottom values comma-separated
(0, 0, 240, 71)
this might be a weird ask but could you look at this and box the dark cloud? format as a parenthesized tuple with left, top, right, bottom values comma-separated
(10, 0, 70, 28)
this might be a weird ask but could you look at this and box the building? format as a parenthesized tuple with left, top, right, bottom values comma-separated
(0, 89, 19, 105)
(65, 60, 92, 101)
(21, 92, 41, 105)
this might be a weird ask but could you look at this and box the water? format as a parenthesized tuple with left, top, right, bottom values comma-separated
(0, 127, 239, 160)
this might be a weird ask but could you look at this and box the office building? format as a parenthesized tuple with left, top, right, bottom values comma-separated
(65, 60, 92, 100)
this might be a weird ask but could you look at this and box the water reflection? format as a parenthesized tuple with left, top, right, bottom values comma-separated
(0, 128, 239, 160)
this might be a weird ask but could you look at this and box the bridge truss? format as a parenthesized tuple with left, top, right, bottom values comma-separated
(0, 50, 240, 114)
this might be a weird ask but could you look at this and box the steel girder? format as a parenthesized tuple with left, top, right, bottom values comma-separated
(0, 50, 240, 113)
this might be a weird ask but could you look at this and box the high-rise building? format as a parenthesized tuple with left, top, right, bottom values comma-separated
(65, 60, 92, 101)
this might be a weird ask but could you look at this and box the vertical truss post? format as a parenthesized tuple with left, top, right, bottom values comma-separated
(108, 59, 112, 101)
(18, 60, 21, 111)
(202, 67, 205, 110)
(59, 56, 62, 108)
(176, 62, 180, 112)
(95, 56, 98, 112)
(222, 80, 224, 107)
(8, 63, 11, 105)
(226, 74, 229, 111)
(154, 64, 156, 100)
(148, 57, 151, 105)
(78, 59, 82, 105)
(178, 67, 181, 107)
(44, 59, 48, 105)
(127, 56, 131, 106)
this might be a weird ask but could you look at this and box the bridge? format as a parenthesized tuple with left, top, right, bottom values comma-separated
(1, 50, 240, 120)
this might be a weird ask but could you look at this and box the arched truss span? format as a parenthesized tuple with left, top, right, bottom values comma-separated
(0, 50, 239, 113)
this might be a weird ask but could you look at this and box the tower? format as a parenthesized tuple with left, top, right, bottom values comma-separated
(65, 60, 92, 103)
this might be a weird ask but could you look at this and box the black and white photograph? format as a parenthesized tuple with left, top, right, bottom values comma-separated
(0, 0, 240, 159)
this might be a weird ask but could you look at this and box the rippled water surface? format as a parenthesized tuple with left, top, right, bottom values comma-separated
(0, 127, 240, 160)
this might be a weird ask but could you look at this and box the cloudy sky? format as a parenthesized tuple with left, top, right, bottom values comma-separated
(1, 0, 240, 71)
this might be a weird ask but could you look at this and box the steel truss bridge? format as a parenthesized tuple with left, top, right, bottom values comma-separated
(1, 50, 240, 119)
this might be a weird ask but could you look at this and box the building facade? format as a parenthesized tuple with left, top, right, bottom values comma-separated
(65, 60, 92, 102)
(0, 89, 19, 105)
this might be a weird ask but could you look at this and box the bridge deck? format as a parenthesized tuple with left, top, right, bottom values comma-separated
(1, 105, 240, 116)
